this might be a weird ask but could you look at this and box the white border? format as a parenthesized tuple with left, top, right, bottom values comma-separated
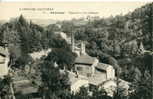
(0, 0, 152, 2)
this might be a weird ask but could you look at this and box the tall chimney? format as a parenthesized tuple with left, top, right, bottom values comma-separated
(81, 42, 86, 55)
(91, 58, 99, 76)
(71, 32, 75, 52)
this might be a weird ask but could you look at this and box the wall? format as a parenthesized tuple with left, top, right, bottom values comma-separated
(0, 55, 9, 76)
(106, 66, 115, 80)
(71, 79, 89, 94)
(75, 64, 92, 77)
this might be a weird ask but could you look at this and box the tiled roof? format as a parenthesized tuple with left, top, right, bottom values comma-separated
(75, 55, 96, 65)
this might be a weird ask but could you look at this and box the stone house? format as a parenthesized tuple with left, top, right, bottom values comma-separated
(68, 71, 89, 93)
(68, 39, 116, 95)
(53, 32, 129, 96)
(73, 54, 116, 96)
(0, 46, 9, 77)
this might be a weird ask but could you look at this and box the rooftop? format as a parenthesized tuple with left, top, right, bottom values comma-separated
(96, 63, 112, 71)
(0, 46, 9, 57)
(75, 55, 96, 65)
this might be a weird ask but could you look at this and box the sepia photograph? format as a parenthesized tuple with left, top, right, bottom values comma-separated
(0, 2, 152, 99)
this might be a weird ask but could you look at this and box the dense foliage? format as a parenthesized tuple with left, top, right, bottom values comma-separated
(58, 3, 152, 99)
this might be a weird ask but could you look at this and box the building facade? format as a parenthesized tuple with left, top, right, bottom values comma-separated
(69, 40, 116, 95)
(0, 46, 9, 77)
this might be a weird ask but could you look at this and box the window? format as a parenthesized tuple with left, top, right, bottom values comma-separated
(87, 73, 92, 77)
(77, 66, 83, 71)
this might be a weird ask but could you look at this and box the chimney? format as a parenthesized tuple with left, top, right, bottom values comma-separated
(80, 42, 86, 55)
(71, 32, 75, 52)
(91, 58, 99, 76)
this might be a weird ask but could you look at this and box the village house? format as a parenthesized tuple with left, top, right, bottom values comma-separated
(50, 32, 117, 95)
(0, 45, 9, 77)
(71, 43, 116, 96)
(63, 32, 117, 96)
(39, 31, 130, 96)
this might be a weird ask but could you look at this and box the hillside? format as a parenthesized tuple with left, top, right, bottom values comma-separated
(0, 3, 152, 99)
(59, 3, 152, 51)
(54, 2, 152, 85)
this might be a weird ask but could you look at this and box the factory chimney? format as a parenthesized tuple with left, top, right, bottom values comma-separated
(71, 32, 75, 52)
(80, 42, 86, 55)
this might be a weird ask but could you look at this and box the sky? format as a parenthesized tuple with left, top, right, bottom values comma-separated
(0, 2, 148, 21)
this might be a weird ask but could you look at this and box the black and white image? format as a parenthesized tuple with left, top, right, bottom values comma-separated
(0, 2, 152, 99)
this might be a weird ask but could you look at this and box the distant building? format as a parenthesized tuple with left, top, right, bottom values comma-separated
(66, 31, 132, 96)
(51, 31, 129, 96)
(0, 46, 9, 77)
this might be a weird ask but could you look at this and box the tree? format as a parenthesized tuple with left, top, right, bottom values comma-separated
(75, 27, 87, 41)
(92, 87, 111, 99)
(14, 53, 33, 68)
(0, 75, 15, 99)
(129, 72, 152, 99)
(47, 37, 76, 70)
(46, 48, 76, 70)
(47, 24, 61, 32)
(61, 21, 75, 36)
(0, 77, 10, 99)
(74, 87, 90, 99)
(40, 60, 69, 99)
